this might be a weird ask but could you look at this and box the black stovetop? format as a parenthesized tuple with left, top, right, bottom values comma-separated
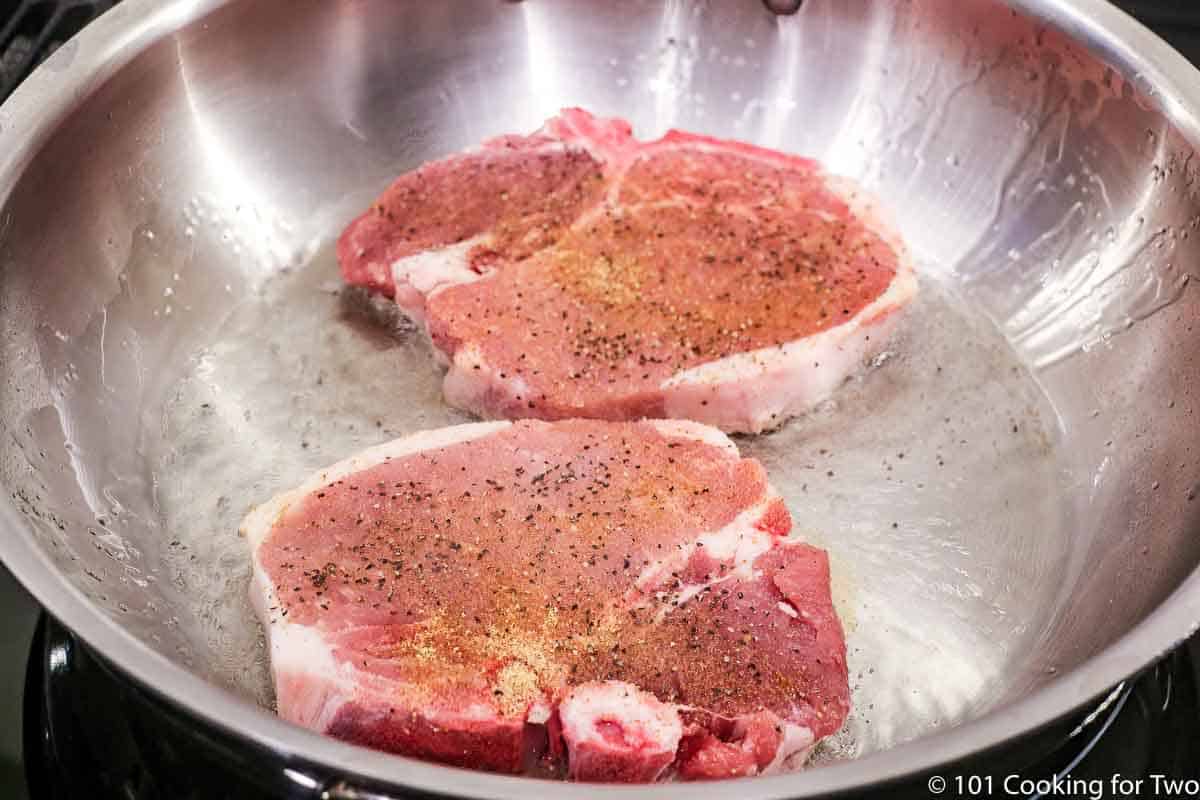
(4, 2, 1200, 799)
(0, 567, 37, 800)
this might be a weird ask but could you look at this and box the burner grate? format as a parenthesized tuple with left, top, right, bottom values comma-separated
(0, 0, 114, 103)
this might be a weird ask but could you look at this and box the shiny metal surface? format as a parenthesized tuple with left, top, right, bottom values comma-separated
(3, 0, 1200, 796)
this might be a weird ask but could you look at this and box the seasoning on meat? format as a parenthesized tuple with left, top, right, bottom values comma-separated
(339, 109, 916, 433)
(243, 419, 850, 781)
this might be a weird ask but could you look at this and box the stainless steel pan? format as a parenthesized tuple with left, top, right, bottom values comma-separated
(3, 0, 1200, 796)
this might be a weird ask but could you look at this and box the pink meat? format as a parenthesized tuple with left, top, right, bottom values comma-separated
(242, 419, 849, 781)
(338, 109, 916, 434)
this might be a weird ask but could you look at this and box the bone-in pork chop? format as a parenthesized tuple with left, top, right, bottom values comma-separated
(338, 109, 916, 434)
(243, 419, 849, 781)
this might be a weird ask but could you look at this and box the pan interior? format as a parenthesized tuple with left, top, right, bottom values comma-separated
(3, 0, 1200, 777)
(149, 241, 1066, 761)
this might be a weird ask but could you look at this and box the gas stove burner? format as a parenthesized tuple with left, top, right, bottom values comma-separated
(0, 0, 114, 101)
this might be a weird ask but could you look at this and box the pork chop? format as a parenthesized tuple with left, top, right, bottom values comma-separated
(243, 419, 849, 781)
(338, 109, 916, 434)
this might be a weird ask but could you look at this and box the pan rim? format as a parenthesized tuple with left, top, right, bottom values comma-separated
(2, 0, 1199, 796)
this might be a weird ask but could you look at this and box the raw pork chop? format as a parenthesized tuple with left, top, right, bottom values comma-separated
(339, 109, 916, 434)
(244, 419, 849, 781)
